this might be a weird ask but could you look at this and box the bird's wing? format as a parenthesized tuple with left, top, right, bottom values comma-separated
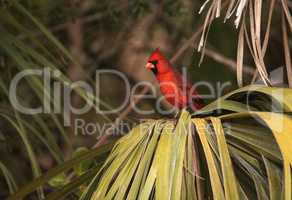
(174, 71, 204, 109)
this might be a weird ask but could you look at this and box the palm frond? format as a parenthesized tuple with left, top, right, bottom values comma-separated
(6, 83, 292, 199)
(198, 0, 292, 86)
(67, 85, 291, 200)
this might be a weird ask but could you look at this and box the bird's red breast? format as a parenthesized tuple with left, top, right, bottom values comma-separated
(146, 48, 204, 110)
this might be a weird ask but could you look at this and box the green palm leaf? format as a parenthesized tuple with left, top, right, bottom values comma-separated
(77, 86, 292, 200)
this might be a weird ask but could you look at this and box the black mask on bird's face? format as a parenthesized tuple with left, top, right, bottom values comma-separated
(146, 60, 158, 75)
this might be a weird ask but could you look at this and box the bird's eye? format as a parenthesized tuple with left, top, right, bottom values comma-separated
(148, 60, 158, 75)
(150, 60, 158, 67)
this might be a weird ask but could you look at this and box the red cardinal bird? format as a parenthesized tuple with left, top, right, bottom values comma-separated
(145, 48, 204, 111)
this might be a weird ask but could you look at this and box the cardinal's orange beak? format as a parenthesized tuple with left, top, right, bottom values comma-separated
(145, 62, 154, 69)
